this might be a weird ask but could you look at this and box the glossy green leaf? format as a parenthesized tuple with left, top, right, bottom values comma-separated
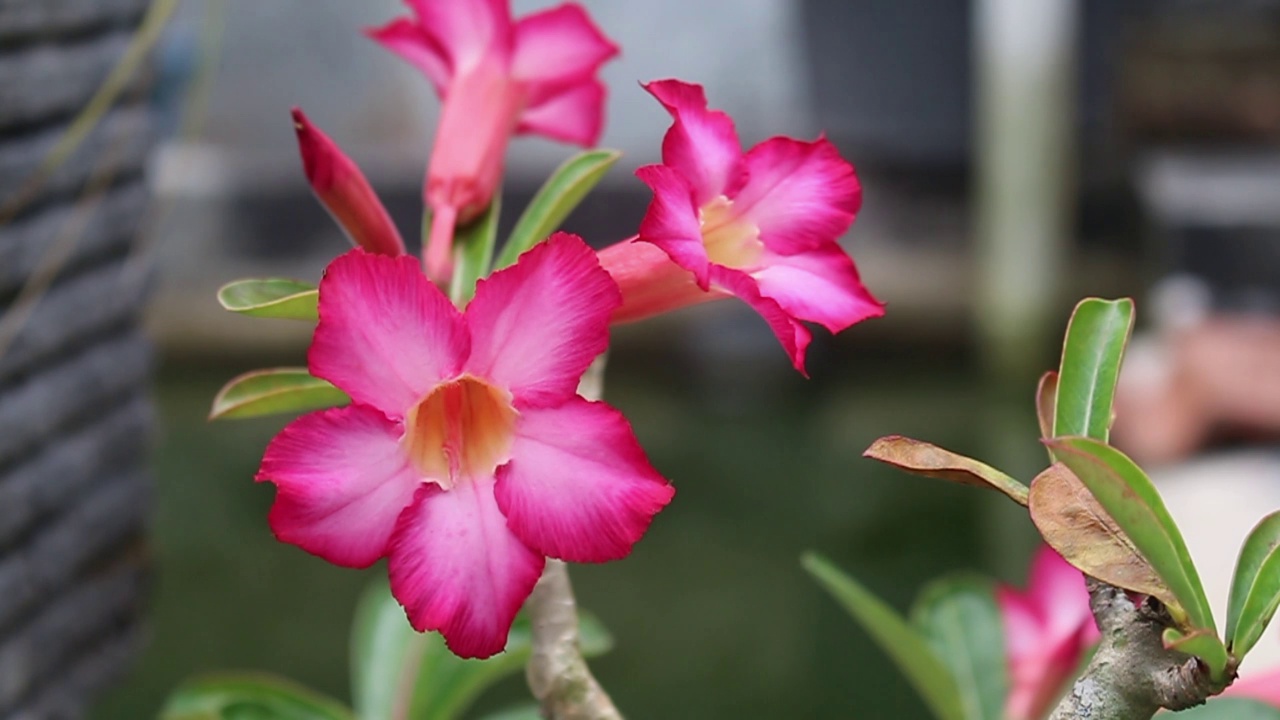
(864, 435, 1028, 506)
(217, 278, 319, 320)
(160, 674, 354, 720)
(450, 197, 501, 306)
(1053, 298, 1134, 442)
(803, 553, 964, 720)
(1228, 511, 1280, 659)
(351, 579, 612, 720)
(1047, 437, 1213, 634)
(1163, 627, 1231, 683)
(1173, 698, 1280, 719)
(911, 576, 1008, 720)
(495, 149, 621, 270)
(210, 368, 348, 420)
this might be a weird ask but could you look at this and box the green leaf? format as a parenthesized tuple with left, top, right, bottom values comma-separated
(495, 149, 621, 270)
(217, 279, 319, 320)
(160, 674, 354, 720)
(210, 368, 348, 420)
(450, 197, 501, 306)
(1172, 698, 1280, 719)
(1228, 511, 1280, 659)
(910, 576, 1007, 720)
(1163, 627, 1231, 683)
(475, 706, 542, 720)
(351, 578, 612, 720)
(1053, 298, 1134, 443)
(802, 553, 965, 720)
(863, 435, 1028, 506)
(1046, 437, 1213, 636)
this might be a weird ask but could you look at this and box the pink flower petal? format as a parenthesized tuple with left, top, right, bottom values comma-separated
(512, 3, 618, 93)
(464, 233, 618, 408)
(752, 245, 884, 333)
(387, 480, 545, 659)
(710, 265, 811, 375)
(1028, 546, 1098, 645)
(495, 398, 673, 562)
(406, 0, 513, 74)
(517, 80, 607, 146)
(597, 239, 728, 324)
(309, 250, 469, 417)
(644, 79, 743, 205)
(365, 17, 452, 95)
(635, 164, 712, 288)
(730, 136, 861, 255)
(1225, 667, 1280, 707)
(257, 405, 420, 568)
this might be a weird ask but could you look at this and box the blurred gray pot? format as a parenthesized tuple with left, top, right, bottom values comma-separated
(0, 0, 158, 716)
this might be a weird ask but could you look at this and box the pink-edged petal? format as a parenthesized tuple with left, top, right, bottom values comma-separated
(405, 0, 513, 73)
(512, 4, 618, 90)
(644, 79, 743, 204)
(997, 586, 1043, 664)
(598, 239, 728, 324)
(309, 250, 468, 417)
(464, 233, 618, 408)
(495, 398, 673, 562)
(1028, 546, 1098, 644)
(635, 164, 712, 288)
(387, 480, 545, 659)
(365, 17, 452, 95)
(710, 265, 812, 375)
(730, 136, 861, 255)
(752, 245, 884, 333)
(517, 80, 607, 146)
(257, 405, 420, 568)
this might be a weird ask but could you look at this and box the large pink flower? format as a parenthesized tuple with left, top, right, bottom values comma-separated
(369, 0, 619, 282)
(998, 546, 1101, 720)
(256, 233, 674, 658)
(596, 79, 884, 374)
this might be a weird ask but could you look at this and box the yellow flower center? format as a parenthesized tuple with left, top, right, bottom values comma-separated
(403, 376, 518, 489)
(699, 195, 763, 269)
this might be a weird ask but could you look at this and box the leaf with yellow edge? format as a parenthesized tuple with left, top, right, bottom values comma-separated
(211, 368, 348, 420)
(217, 278, 319, 320)
(864, 435, 1028, 506)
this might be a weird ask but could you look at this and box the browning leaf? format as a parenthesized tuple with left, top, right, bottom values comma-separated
(865, 435, 1028, 506)
(1028, 462, 1177, 609)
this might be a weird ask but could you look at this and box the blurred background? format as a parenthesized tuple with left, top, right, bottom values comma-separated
(3, 0, 1280, 717)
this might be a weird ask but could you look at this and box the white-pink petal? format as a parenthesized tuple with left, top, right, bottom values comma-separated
(387, 480, 545, 659)
(635, 164, 712, 288)
(464, 233, 617, 409)
(512, 4, 618, 90)
(257, 405, 420, 568)
(731, 136, 861, 255)
(365, 17, 451, 95)
(710, 265, 812, 375)
(752, 245, 884, 334)
(404, 0, 513, 73)
(645, 80, 744, 205)
(495, 398, 674, 562)
(517, 80, 607, 147)
(309, 250, 469, 418)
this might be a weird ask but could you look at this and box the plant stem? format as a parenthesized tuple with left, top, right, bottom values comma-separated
(1049, 580, 1227, 720)
(523, 355, 622, 720)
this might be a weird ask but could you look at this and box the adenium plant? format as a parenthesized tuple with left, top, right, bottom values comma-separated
(167, 1, 1280, 719)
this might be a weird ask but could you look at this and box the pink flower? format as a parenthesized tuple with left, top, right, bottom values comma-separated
(596, 79, 884, 374)
(369, 0, 619, 283)
(256, 233, 673, 658)
(1224, 666, 1280, 706)
(292, 108, 406, 257)
(998, 546, 1101, 720)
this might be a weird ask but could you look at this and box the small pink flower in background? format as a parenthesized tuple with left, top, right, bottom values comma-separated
(998, 546, 1101, 720)
(1223, 665, 1280, 706)
(257, 234, 674, 658)
(292, 108, 407, 257)
(597, 79, 884, 375)
(369, 0, 619, 282)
